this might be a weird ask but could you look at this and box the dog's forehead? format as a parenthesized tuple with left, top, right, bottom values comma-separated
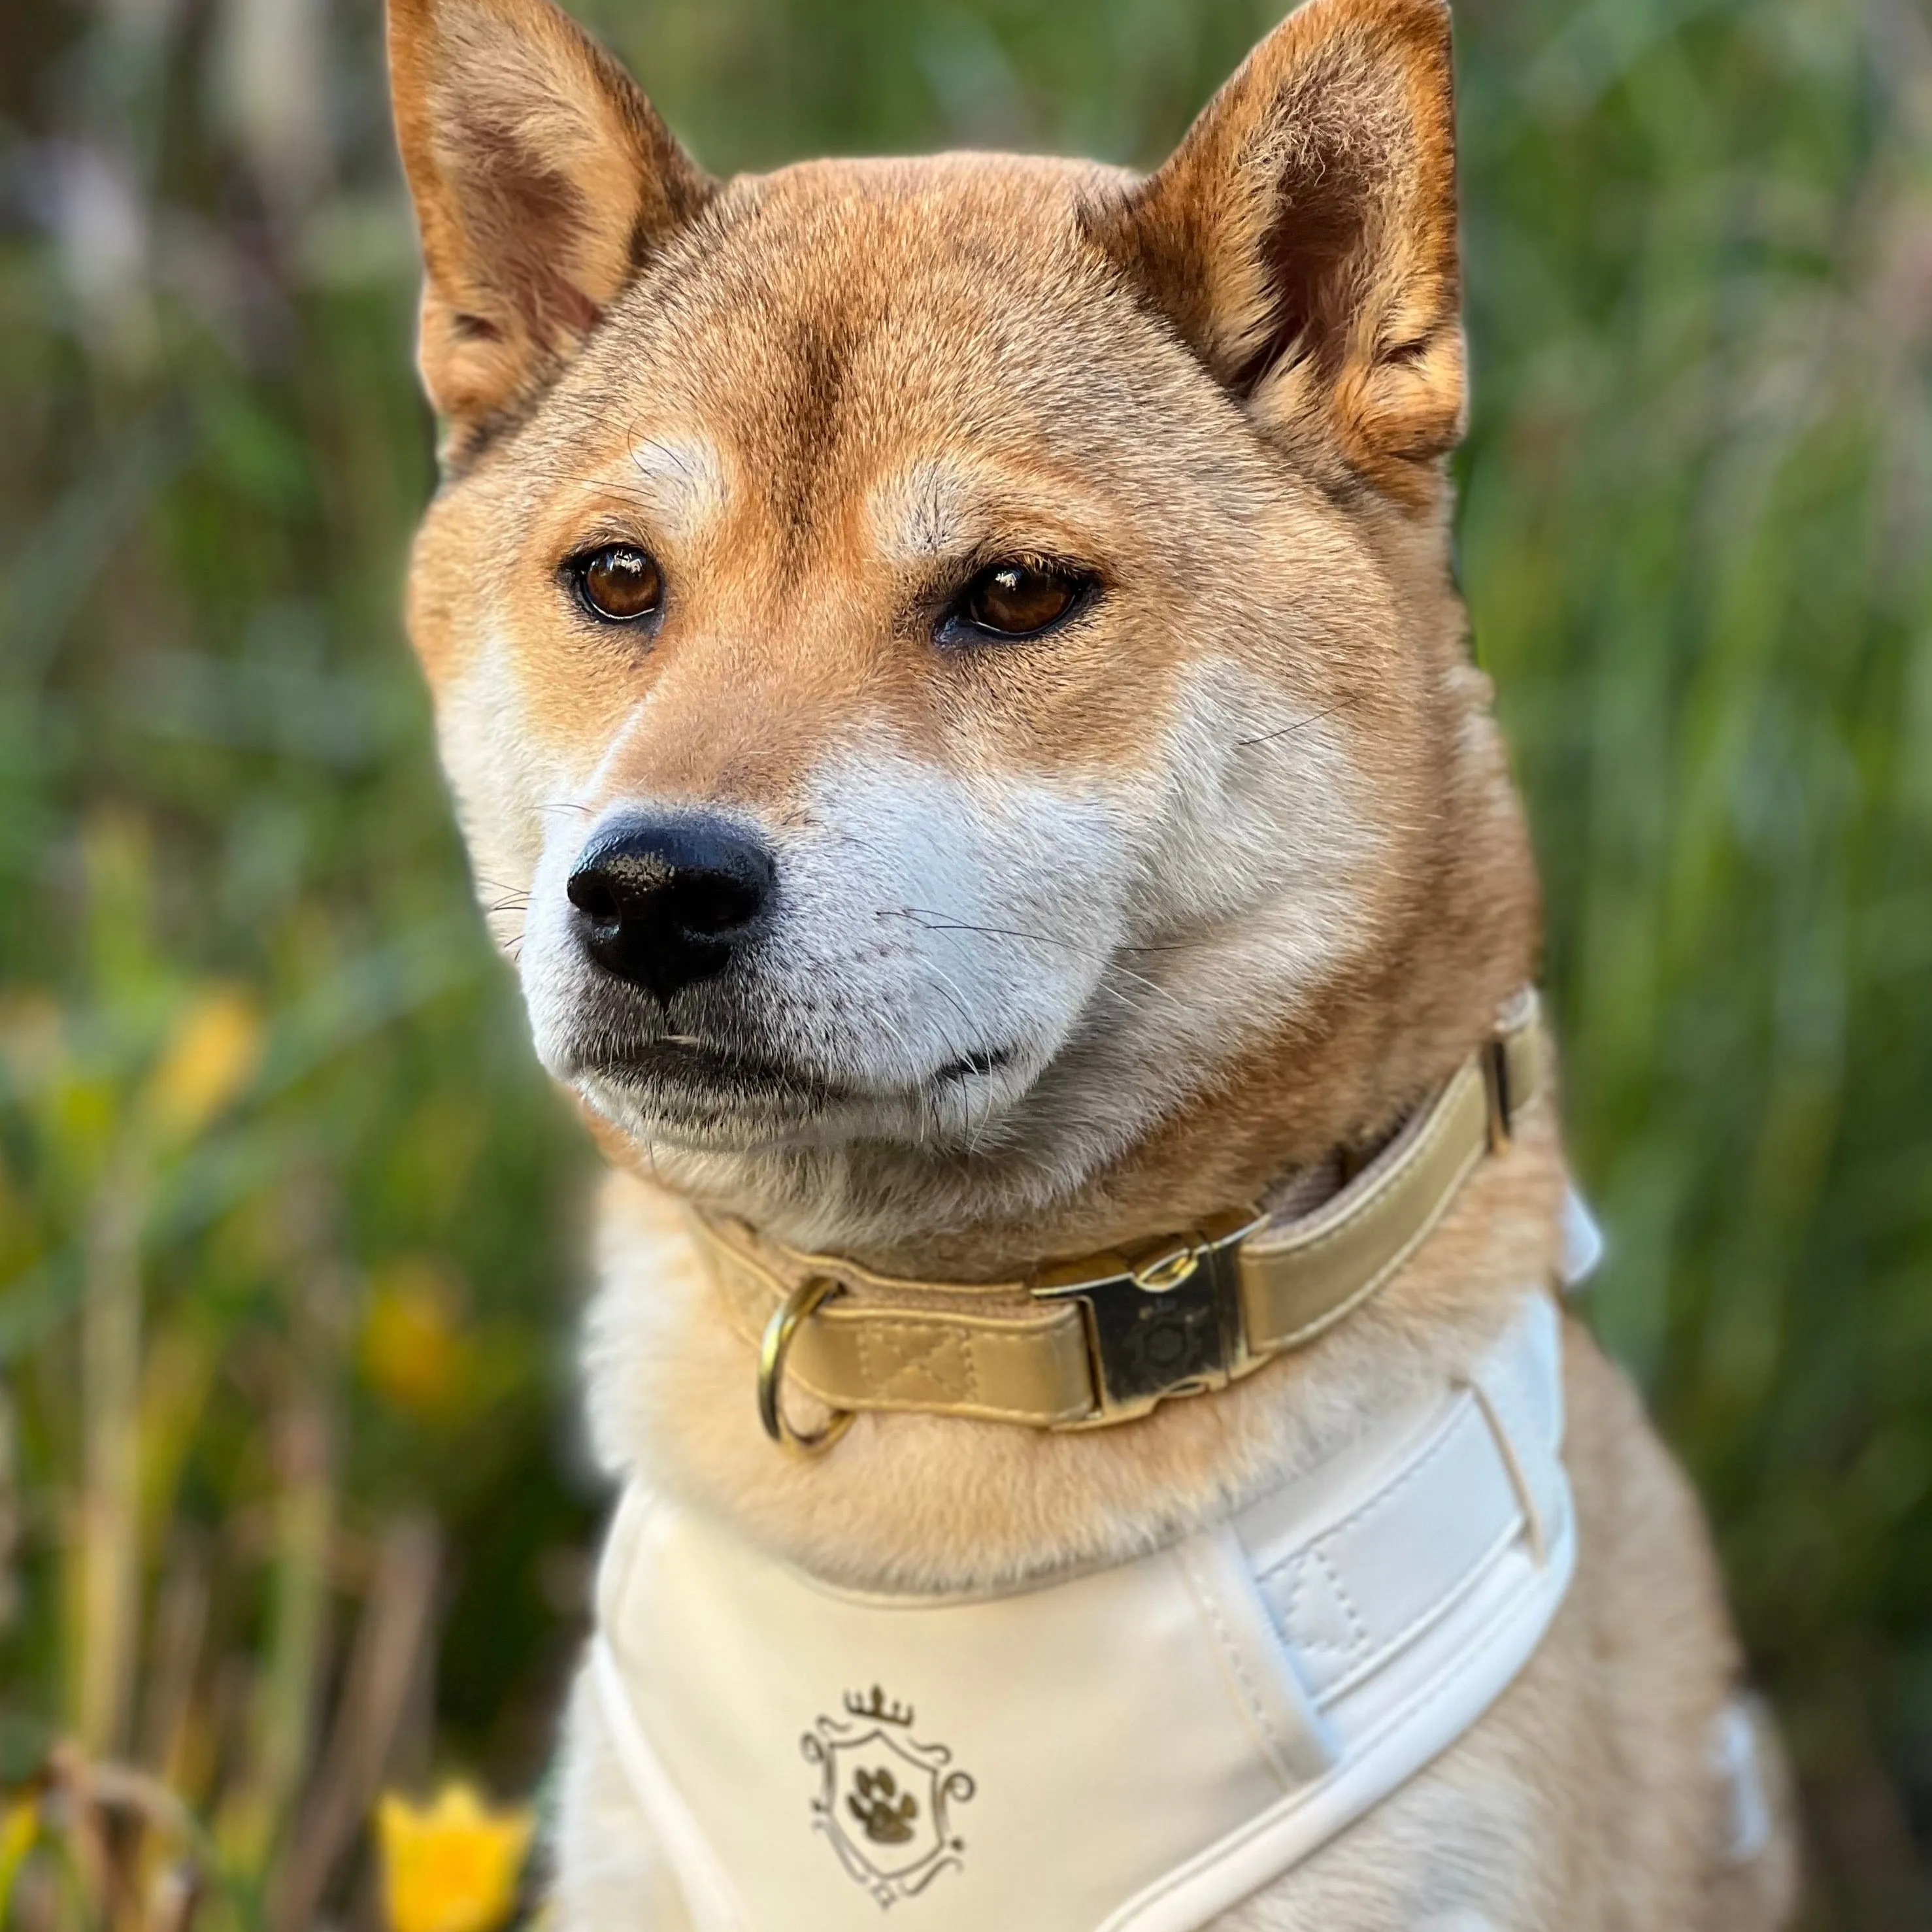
(560, 153, 1173, 512)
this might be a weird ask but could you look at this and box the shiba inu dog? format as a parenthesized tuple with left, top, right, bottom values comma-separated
(385, 0, 1797, 1922)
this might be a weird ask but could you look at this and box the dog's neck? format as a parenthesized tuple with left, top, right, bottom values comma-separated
(580, 940, 1565, 1599)
(586, 945, 1533, 1288)
(586, 1107, 1566, 1601)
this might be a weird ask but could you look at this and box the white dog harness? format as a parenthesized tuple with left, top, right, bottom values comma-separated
(592, 1291, 1576, 1932)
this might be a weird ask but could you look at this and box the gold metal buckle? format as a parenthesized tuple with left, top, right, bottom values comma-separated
(1031, 1210, 1263, 1427)
(758, 1274, 856, 1457)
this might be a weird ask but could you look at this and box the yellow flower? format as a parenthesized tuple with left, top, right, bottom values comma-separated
(144, 988, 262, 1137)
(359, 1259, 474, 1419)
(0, 1798, 38, 1905)
(376, 1782, 533, 1932)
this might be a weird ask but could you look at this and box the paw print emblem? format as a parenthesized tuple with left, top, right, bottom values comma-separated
(850, 1766, 918, 1843)
(803, 1687, 976, 1906)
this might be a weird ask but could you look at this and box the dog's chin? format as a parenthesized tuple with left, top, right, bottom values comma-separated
(567, 1035, 1028, 1156)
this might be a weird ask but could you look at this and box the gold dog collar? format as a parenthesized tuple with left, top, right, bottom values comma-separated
(700, 991, 1545, 1452)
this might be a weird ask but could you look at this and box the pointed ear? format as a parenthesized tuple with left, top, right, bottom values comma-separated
(387, 0, 714, 454)
(1091, 0, 1462, 505)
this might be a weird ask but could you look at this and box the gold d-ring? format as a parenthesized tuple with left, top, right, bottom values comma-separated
(758, 1274, 855, 1456)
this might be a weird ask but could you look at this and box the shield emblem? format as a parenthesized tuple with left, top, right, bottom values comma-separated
(801, 1688, 976, 1906)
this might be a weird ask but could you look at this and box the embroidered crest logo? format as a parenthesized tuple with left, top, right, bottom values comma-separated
(801, 1686, 975, 1907)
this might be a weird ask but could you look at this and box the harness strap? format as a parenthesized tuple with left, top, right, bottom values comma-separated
(697, 992, 1546, 1431)
(589, 1293, 1576, 1932)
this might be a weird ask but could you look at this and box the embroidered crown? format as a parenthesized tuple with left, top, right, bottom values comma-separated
(844, 1685, 914, 1727)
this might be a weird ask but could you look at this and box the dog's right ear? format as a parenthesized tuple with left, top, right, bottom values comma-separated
(387, 0, 712, 456)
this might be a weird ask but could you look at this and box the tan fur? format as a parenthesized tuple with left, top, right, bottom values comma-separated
(386, 0, 1797, 1922)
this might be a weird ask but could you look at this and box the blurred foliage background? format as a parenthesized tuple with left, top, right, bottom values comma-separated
(0, 0, 1927, 1925)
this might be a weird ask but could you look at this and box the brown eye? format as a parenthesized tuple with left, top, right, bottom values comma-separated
(955, 561, 1087, 641)
(573, 544, 663, 624)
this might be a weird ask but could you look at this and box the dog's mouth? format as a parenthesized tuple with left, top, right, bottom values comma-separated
(587, 1037, 848, 1106)
(579, 1035, 1019, 1112)
(931, 1044, 1015, 1084)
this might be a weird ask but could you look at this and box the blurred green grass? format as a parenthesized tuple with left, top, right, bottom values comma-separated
(1, 0, 1928, 1925)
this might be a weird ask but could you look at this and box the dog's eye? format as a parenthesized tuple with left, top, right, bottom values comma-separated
(950, 561, 1087, 642)
(572, 544, 663, 624)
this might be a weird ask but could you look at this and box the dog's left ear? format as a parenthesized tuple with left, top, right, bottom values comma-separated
(1091, 0, 1462, 505)
(387, 0, 714, 457)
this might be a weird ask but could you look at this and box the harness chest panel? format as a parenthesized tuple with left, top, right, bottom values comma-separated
(591, 1295, 1575, 1932)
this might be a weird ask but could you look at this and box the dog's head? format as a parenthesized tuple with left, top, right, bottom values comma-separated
(389, 0, 1535, 1237)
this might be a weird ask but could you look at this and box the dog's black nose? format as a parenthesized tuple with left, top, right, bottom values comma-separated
(567, 814, 774, 1002)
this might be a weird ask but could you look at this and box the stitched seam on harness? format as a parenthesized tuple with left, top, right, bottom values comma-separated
(1180, 1546, 1290, 1780)
(1093, 1523, 1572, 1932)
(1255, 1398, 1471, 1587)
(1310, 1513, 1524, 1711)
(1280, 1548, 1369, 1656)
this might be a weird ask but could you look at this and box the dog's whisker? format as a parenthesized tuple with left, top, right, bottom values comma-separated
(919, 959, 997, 1156)
(1232, 694, 1362, 751)
(877, 907, 1086, 952)
(1101, 958, 1188, 1016)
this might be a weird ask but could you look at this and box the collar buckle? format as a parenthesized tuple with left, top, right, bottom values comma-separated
(1032, 1211, 1262, 1426)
